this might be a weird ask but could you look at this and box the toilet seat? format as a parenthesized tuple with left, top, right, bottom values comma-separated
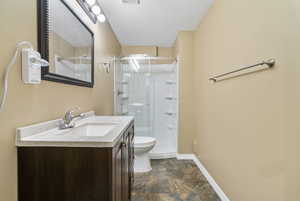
(134, 137, 156, 147)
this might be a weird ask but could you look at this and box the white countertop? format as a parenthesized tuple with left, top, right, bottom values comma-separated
(16, 112, 134, 148)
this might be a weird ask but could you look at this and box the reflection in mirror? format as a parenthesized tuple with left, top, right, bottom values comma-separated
(49, 0, 93, 82)
(38, 0, 94, 87)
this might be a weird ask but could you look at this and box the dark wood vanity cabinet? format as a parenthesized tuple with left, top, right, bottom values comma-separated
(17, 123, 134, 201)
(114, 124, 134, 201)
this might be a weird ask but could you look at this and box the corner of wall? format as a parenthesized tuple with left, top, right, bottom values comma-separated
(175, 30, 197, 154)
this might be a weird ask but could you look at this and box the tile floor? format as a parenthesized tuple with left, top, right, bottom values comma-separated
(132, 159, 221, 201)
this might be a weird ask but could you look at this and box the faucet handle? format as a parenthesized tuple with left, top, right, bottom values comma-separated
(64, 107, 81, 122)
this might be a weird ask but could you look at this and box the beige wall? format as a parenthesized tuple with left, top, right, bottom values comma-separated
(186, 0, 300, 200)
(0, 1, 121, 201)
(157, 47, 174, 58)
(121, 45, 175, 64)
(122, 45, 158, 56)
(121, 45, 174, 58)
(174, 32, 196, 154)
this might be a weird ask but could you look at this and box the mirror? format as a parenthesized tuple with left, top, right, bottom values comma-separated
(38, 0, 94, 87)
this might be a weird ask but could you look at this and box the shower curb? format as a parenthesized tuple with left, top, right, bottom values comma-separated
(176, 154, 230, 201)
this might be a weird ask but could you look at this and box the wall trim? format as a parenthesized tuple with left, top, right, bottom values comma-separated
(176, 154, 230, 201)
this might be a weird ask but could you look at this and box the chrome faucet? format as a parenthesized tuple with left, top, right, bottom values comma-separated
(59, 108, 85, 129)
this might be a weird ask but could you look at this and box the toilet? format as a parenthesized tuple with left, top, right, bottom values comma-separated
(134, 136, 156, 173)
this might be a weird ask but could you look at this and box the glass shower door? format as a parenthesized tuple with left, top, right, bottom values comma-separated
(114, 57, 154, 138)
(114, 58, 125, 115)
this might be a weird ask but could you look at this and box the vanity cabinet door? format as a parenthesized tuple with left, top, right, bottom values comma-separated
(114, 143, 123, 201)
(122, 132, 130, 201)
(113, 123, 134, 201)
(128, 126, 134, 200)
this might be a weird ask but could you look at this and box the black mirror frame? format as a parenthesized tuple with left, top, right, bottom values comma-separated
(37, 0, 94, 88)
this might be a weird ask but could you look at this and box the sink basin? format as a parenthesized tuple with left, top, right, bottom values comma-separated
(70, 122, 118, 137)
(16, 113, 134, 147)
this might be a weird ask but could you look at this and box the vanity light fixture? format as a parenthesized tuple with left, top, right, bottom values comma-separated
(77, 0, 106, 23)
(86, 0, 96, 6)
(97, 14, 106, 23)
(91, 5, 101, 15)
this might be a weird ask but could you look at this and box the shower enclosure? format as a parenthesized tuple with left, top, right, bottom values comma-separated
(114, 55, 178, 159)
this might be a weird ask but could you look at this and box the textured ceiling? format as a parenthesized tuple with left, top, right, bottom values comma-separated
(98, 0, 213, 47)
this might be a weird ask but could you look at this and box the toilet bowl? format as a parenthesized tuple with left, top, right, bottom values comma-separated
(134, 136, 156, 173)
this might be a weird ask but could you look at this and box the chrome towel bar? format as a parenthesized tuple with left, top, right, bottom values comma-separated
(209, 58, 276, 82)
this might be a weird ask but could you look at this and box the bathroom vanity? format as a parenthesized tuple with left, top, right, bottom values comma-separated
(16, 112, 134, 201)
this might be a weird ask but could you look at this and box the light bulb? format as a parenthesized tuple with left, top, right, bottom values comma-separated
(86, 0, 96, 6)
(97, 14, 106, 22)
(91, 5, 101, 15)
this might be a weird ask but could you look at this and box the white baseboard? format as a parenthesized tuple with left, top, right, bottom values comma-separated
(150, 152, 177, 159)
(177, 154, 230, 201)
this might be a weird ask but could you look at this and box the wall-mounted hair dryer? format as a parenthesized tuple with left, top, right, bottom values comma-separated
(0, 41, 49, 112)
(21, 48, 49, 84)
